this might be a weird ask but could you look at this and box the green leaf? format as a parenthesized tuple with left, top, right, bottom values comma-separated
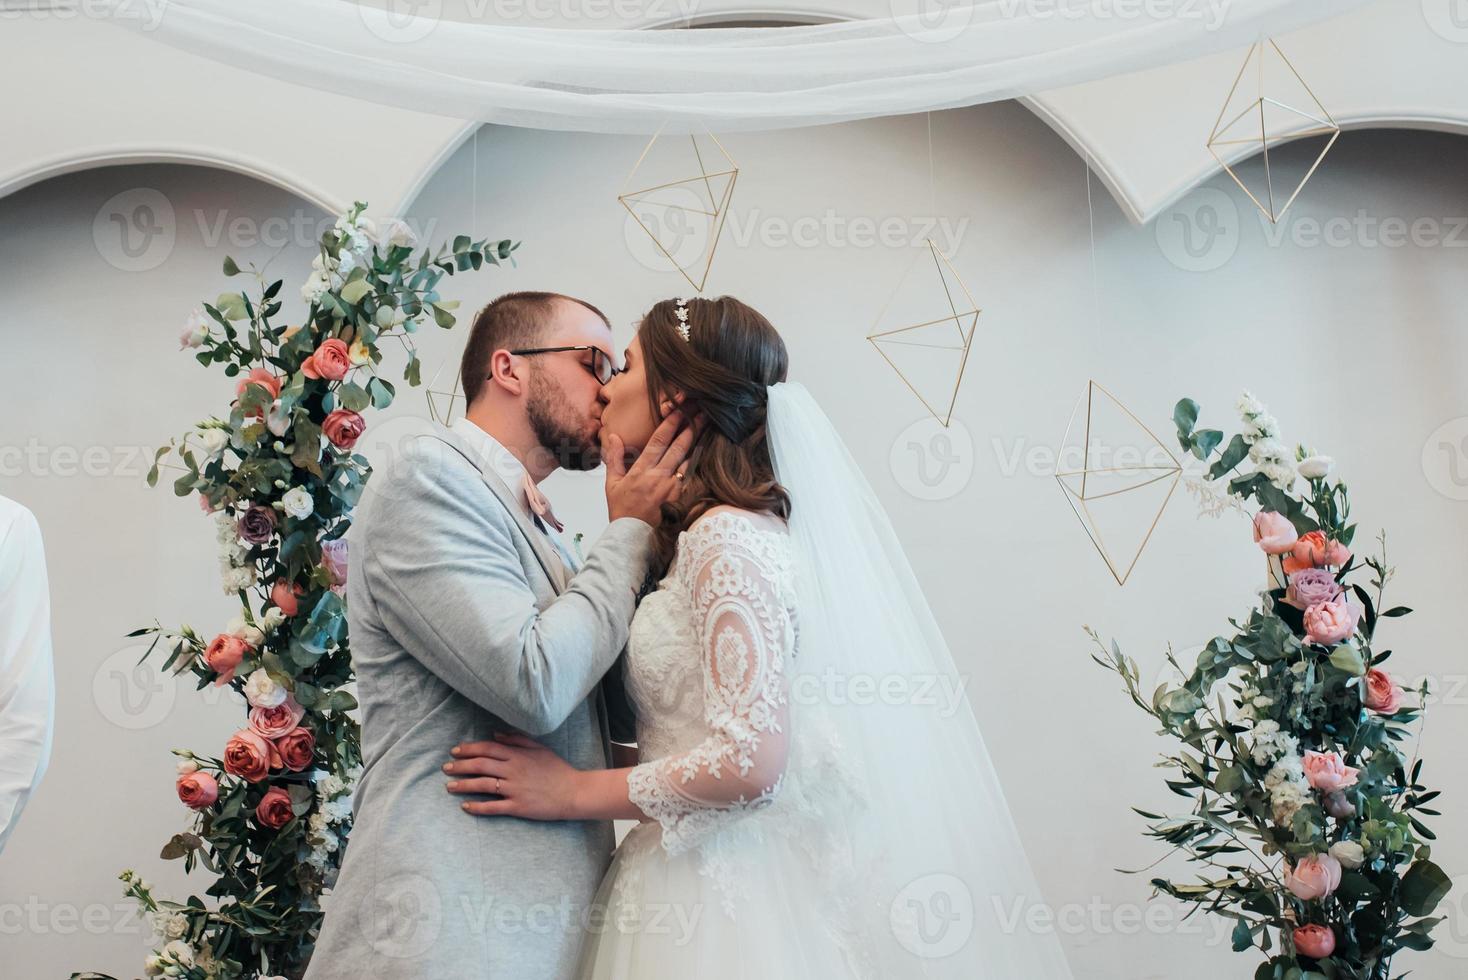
(1215, 764, 1245, 794)
(1208, 433, 1249, 479)
(1192, 428, 1224, 460)
(1401, 860, 1451, 916)
(337, 381, 370, 412)
(1231, 918, 1253, 952)
(1173, 398, 1200, 442)
(215, 292, 249, 321)
(1328, 644, 1366, 677)
(222, 256, 241, 277)
(339, 278, 372, 305)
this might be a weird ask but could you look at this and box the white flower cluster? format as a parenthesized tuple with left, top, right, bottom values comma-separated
(304, 764, 362, 874)
(1248, 718, 1299, 766)
(299, 210, 418, 305)
(215, 512, 257, 593)
(1235, 683, 1278, 724)
(1263, 751, 1313, 826)
(1237, 391, 1296, 491)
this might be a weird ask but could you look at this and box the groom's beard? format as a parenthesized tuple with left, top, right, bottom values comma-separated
(526, 371, 601, 471)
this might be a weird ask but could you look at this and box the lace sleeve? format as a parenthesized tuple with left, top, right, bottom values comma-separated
(626, 512, 794, 856)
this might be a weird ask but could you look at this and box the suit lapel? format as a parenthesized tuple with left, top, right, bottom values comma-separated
(432, 428, 571, 594)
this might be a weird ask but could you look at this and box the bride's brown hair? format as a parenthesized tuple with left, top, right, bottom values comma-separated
(636, 296, 792, 568)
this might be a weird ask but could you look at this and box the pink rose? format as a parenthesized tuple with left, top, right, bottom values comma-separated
(249, 696, 306, 740)
(322, 409, 366, 450)
(176, 771, 219, 810)
(204, 633, 250, 686)
(1303, 596, 1364, 646)
(1252, 511, 1298, 555)
(270, 580, 302, 618)
(1293, 924, 1336, 959)
(1363, 668, 1403, 714)
(235, 368, 283, 417)
(1285, 853, 1342, 901)
(255, 786, 295, 830)
(320, 538, 348, 595)
(274, 726, 316, 772)
(223, 729, 281, 784)
(1284, 530, 1351, 575)
(302, 338, 353, 382)
(1285, 567, 1343, 610)
(1302, 750, 1360, 793)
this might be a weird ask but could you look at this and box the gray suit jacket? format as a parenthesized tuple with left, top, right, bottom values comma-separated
(304, 424, 655, 980)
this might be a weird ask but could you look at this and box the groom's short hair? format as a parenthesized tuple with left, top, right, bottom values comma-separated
(460, 291, 611, 406)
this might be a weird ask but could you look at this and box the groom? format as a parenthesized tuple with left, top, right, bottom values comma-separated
(304, 291, 693, 980)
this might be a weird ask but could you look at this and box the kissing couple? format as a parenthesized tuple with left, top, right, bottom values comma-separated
(303, 291, 1073, 980)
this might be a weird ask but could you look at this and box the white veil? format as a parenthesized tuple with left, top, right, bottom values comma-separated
(766, 381, 1073, 977)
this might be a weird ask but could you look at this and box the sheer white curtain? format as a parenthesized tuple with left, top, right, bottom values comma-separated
(95, 0, 1369, 133)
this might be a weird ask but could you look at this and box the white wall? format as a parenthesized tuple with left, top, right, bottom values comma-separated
(2, 103, 1465, 978)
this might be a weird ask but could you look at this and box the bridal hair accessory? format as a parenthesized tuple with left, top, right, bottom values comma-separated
(674, 298, 691, 342)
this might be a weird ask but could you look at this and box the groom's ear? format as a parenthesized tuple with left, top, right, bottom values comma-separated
(486, 348, 527, 398)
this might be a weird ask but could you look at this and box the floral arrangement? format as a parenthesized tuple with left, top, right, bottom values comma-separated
(1093, 392, 1451, 980)
(72, 204, 516, 980)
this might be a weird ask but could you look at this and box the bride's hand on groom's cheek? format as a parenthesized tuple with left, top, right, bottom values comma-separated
(444, 732, 581, 822)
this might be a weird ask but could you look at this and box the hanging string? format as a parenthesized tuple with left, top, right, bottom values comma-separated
(926, 111, 936, 219)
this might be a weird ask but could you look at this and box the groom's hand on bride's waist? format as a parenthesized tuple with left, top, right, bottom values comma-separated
(603, 410, 701, 527)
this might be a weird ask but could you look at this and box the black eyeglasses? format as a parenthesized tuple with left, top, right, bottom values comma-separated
(504, 346, 620, 384)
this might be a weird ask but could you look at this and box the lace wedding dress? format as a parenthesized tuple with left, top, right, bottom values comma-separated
(578, 509, 874, 978)
(577, 383, 1074, 979)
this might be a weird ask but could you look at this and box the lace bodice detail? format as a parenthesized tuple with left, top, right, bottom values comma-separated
(624, 510, 798, 856)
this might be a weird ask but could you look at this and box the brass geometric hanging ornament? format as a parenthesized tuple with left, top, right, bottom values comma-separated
(867, 238, 979, 428)
(1054, 381, 1183, 586)
(425, 356, 465, 426)
(619, 126, 738, 293)
(1206, 39, 1340, 224)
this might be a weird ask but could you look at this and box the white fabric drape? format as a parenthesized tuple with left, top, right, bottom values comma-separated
(0, 496, 55, 855)
(94, 0, 1370, 133)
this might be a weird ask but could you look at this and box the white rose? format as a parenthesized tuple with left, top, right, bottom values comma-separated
(378, 217, 417, 249)
(301, 271, 330, 304)
(226, 617, 265, 647)
(282, 486, 314, 519)
(162, 913, 188, 940)
(162, 940, 194, 966)
(197, 427, 229, 458)
(242, 669, 288, 709)
(1329, 840, 1366, 869)
(1298, 455, 1334, 480)
(176, 759, 199, 775)
(260, 607, 287, 632)
(266, 402, 292, 439)
(221, 565, 257, 593)
(179, 308, 209, 349)
(1236, 391, 1266, 418)
(144, 954, 166, 976)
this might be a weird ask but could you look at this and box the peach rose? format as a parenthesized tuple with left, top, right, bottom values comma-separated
(1302, 750, 1360, 793)
(223, 729, 281, 784)
(1284, 530, 1351, 574)
(1252, 511, 1298, 555)
(1293, 924, 1336, 959)
(270, 580, 302, 618)
(204, 633, 250, 686)
(1285, 853, 1342, 901)
(1363, 668, 1403, 714)
(235, 368, 283, 417)
(302, 338, 352, 382)
(322, 408, 366, 450)
(255, 786, 295, 830)
(274, 726, 316, 772)
(176, 771, 219, 810)
(1303, 596, 1364, 646)
(249, 696, 306, 740)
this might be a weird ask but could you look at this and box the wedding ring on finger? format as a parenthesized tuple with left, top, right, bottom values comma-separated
(494, 777, 502, 794)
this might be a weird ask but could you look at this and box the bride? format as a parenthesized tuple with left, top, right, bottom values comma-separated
(447, 296, 1073, 979)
